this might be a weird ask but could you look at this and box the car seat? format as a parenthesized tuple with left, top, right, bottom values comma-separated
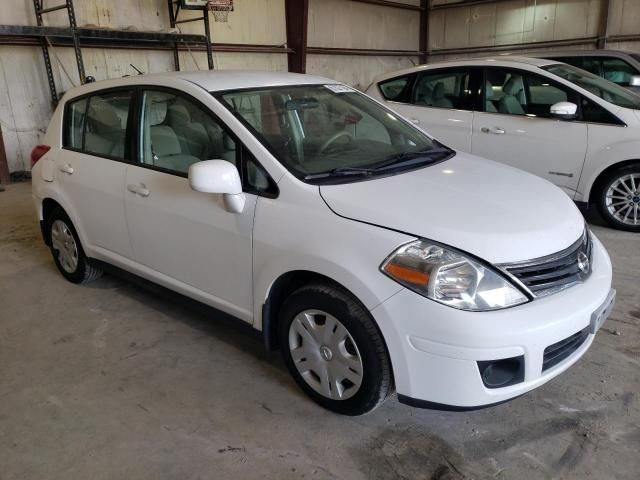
(168, 104, 209, 159)
(485, 80, 498, 113)
(432, 82, 453, 108)
(499, 76, 526, 115)
(85, 97, 125, 157)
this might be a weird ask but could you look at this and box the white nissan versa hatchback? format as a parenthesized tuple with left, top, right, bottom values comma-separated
(367, 57, 640, 231)
(31, 71, 614, 415)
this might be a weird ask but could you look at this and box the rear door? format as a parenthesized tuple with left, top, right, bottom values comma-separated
(55, 89, 134, 259)
(471, 67, 587, 198)
(377, 68, 480, 152)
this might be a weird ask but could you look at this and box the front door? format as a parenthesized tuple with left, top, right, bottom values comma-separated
(124, 89, 257, 321)
(472, 68, 588, 198)
(386, 67, 478, 152)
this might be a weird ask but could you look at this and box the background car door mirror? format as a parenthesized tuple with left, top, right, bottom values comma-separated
(629, 75, 640, 87)
(550, 101, 578, 120)
(188, 160, 245, 213)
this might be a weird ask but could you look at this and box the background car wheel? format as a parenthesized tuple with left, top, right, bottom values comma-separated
(278, 283, 393, 415)
(596, 165, 640, 232)
(47, 207, 103, 284)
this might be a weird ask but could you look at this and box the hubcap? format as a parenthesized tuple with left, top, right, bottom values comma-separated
(605, 173, 640, 226)
(288, 309, 363, 401)
(50, 220, 78, 273)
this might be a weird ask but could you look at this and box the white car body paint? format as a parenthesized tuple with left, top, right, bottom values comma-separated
(32, 70, 613, 409)
(367, 56, 640, 203)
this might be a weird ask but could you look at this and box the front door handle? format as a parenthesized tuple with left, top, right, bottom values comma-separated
(127, 183, 150, 197)
(59, 164, 74, 175)
(481, 127, 506, 135)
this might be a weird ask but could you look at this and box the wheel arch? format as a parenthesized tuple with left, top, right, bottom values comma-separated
(587, 159, 640, 204)
(41, 197, 65, 246)
(261, 270, 390, 360)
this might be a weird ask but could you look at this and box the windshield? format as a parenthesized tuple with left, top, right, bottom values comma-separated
(216, 85, 452, 182)
(544, 63, 640, 110)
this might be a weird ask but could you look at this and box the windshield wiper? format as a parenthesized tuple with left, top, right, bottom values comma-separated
(372, 147, 453, 171)
(304, 166, 376, 181)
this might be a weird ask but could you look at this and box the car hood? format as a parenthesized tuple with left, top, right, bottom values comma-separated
(319, 153, 584, 264)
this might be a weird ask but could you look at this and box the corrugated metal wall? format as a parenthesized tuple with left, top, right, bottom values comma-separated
(1, 0, 639, 173)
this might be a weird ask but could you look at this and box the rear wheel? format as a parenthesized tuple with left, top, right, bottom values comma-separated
(47, 208, 103, 283)
(596, 165, 640, 232)
(278, 284, 393, 415)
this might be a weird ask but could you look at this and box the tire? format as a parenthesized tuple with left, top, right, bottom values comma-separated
(47, 207, 103, 284)
(278, 283, 393, 415)
(595, 164, 640, 232)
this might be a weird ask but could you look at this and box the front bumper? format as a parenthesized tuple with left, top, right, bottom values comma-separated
(371, 234, 613, 409)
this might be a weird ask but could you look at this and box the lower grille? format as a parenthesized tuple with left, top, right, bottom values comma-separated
(542, 327, 590, 372)
(500, 230, 592, 297)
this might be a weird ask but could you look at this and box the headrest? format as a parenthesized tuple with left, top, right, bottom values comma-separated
(485, 81, 494, 99)
(147, 100, 168, 126)
(150, 125, 181, 156)
(168, 104, 190, 126)
(503, 76, 524, 95)
(433, 82, 446, 99)
(88, 98, 121, 132)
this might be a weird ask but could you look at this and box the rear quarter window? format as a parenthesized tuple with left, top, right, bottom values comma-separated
(63, 98, 88, 150)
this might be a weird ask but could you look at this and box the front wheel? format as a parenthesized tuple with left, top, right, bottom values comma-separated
(278, 284, 393, 415)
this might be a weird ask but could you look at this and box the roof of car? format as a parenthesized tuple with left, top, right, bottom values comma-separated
(61, 69, 337, 100)
(370, 56, 560, 84)
(538, 49, 635, 57)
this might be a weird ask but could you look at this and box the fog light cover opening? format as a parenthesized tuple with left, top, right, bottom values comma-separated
(477, 356, 525, 389)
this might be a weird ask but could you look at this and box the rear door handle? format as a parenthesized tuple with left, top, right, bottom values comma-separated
(481, 127, 505, 135)
(127, 183, 150, 197)
(59, 164, 74, 174)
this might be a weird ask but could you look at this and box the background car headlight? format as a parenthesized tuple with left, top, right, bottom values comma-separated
(381, 240, 529, 311)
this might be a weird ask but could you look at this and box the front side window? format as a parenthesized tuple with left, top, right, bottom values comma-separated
(378, 75, 413, 103)
(412, 69, 473, 110)
(544, 63, 640, 110)
(484, 68, 577, 118)
(139, 90, 238, 175)
(217, 85, 451, 183)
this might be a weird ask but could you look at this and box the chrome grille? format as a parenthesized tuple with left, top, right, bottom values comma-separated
(500, 231, 592, 298)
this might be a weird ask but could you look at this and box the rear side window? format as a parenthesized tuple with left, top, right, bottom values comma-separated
(601, 57, 638, 86)
(64, 98, 88, 149)
(378, 75, 413, 103)
(412, 69, 474, 110)
(63, 90, 133, 160)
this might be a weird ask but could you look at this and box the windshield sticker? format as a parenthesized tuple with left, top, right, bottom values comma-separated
(324, 84, 355, 94)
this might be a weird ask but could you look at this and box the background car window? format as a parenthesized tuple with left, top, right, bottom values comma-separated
(378, 75, 412, 103)
(412, 69, 472, 109)
(601, 57, 637, 86)
(64, 98, 88, 150)
(139, 90, 237, 175)
(83, 91, 132, 159)
(484, 69, 576, 117)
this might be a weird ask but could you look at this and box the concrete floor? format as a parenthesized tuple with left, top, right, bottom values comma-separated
(0, 181, 639, 480)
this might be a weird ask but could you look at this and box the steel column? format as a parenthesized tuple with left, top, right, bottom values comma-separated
(32, 0, 58, 104)
(597, 0, 611, 49)
(285, 0, 308, 73)
(419, 0, 428, 65)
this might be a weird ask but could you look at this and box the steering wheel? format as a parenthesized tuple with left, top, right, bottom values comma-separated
(318, 131, 354, 155)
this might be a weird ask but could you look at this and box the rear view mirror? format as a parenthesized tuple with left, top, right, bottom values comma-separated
(550, 101, 578, 120)
(630, 75, 640, 87)
(188, 160, 245, 213)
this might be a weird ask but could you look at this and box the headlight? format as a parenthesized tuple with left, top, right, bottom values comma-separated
(381, 240, 529, 311)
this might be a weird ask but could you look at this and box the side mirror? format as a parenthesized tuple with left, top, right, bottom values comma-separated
(630, 75, 640, 87)
(188, 160, 245, 213)
(550, 101, 578, 120)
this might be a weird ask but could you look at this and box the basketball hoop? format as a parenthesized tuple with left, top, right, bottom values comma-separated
(207, 0, 234, 22)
